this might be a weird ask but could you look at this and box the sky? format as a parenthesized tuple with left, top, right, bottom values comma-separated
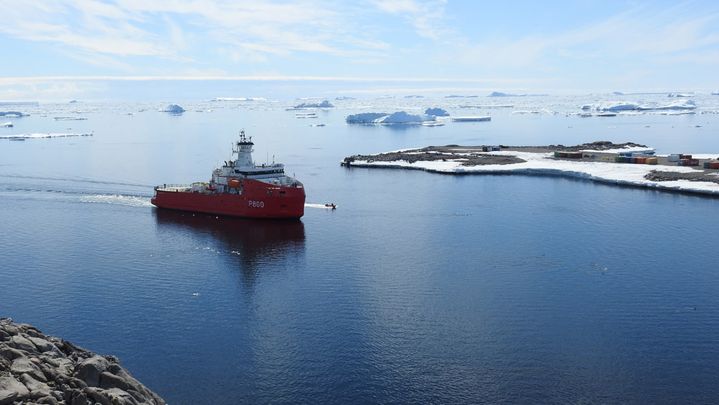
(1, 0, 718, 100)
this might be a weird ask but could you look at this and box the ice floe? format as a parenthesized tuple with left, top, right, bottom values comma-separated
(451, 116, 491, 122)
(0, 132, 93, 140)
(211, 97, 266, 102)
(460, 104, 514, 109)
(0, 111, 28, 118)
(54, 116, 88, 121)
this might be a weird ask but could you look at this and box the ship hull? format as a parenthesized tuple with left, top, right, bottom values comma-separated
(151, 179, 305, 219)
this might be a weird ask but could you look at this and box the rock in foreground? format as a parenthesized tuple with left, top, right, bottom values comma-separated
(0, 318, 165, 405)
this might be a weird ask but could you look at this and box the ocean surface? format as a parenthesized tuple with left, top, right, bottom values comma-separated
(2, 94, 719, 404)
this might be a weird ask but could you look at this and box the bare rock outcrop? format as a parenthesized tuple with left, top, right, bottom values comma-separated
(0, 318, 165, 405)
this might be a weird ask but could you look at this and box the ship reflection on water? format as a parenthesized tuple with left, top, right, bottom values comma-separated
(153, 209, 306, 285)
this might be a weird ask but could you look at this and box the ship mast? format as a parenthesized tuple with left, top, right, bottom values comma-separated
(232, 130, 254, 168)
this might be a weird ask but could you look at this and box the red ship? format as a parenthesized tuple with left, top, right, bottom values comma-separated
(151, 131, 305, 219)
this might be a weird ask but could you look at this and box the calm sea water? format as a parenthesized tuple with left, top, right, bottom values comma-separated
(2, 96, 719, 404)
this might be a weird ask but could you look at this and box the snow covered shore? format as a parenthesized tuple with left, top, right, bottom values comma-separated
(343, 148, 719, 196)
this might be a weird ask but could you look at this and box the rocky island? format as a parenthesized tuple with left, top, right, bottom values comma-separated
(0, 318, 165, 405)
(342, 141, 719, 196)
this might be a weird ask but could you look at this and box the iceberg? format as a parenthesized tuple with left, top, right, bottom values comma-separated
(160, 104, 185, 114)
(593, 99, 697, 112)
(424, 107, 449, 117)
(381, 111, 434, 124)
(1, 121, 12, 127)
(595, 101, 641, 112)
(293, 100, 334, 109)
(644, 99, 696, 110)
(346, 112, 388, 124)
(404, 95, 424, 99)
(712, 92, 719, 96)
(668, 92, 693, 97)
(345, 111, 435, 125)
(335, 96, 356, 100)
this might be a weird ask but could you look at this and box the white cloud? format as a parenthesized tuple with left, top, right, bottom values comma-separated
(453, 5, 719, 71)
(370, 0, 450, 40)
(0, 0, 391, 67)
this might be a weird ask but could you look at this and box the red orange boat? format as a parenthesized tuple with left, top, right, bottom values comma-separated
(151, 131, 305, 219)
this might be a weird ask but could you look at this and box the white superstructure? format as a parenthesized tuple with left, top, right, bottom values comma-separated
(209, 130, 299, 190)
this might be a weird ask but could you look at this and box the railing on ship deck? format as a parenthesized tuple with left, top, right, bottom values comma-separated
(154, 184, 190, 191)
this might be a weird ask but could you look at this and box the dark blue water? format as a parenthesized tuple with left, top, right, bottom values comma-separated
(2, 99, 719, 403)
